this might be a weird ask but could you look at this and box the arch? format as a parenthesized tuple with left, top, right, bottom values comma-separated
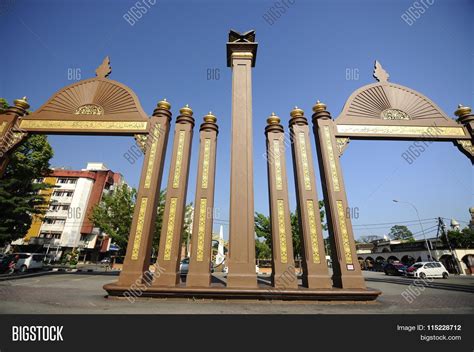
(18, 77, 149, 135)
(439, 254, 458, 274)
(387, 255, 399, 263)
(336, 82, 452, 124)
(401, 255, 415, 267)
(461, 254, 474, 275)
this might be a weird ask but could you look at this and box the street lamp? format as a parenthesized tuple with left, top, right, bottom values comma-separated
(392, 200, 433, 261)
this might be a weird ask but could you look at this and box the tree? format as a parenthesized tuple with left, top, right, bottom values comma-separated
(443, 227, 474, 249)
(388, 225, 414, 241)
(90, 184, 137, 253)
(90, 187, 193, 255)
(0, 98, 54, 245)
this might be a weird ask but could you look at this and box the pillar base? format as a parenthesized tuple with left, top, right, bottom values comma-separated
(302, 274, 334, 289)
(332, 274, 366, 289)
(116, 270, 145, 287)
(271, 273, 298, 289)
(226, 273, 258, 289)
(186, 273, 211, 288)
(151, 271, 180, 288)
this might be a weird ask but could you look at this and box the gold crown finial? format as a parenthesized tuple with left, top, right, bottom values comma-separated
(203, 111, 217, 123)
(455, 104, 471, 117)
(13, 96, 30, 110)
(180, 104, 193, 116)
(157, 98, 171, 110)
(290, 106, 304, 118)
(267, 112, 281, 125)
(312, 100, 327, 113)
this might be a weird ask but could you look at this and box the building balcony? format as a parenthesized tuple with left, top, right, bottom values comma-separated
(40, 223, 65, 232)
(28, 237, 61, 246)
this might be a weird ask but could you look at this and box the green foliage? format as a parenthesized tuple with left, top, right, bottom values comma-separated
(90, 184, 137, 253)
(0, 131, 54, 245)
(0, 98, 8, 111)
(90, 187, 193, 255)
(389, 225, 414, 240)
(443, 227, 474, 249)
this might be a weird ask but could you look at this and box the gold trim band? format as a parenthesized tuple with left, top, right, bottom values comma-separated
(201, 138, 211, 189)
(298, 132, 311, 191)
(163, 197, 178, 261)
(306, 200, 321, 264)
(336, 200, 353, 265)
(323, 126, 340, 192)
(19, 119, 148, 131)
(273, 140, 283, 191)
(131, 197, 148, 260)
(172, 131, 186, 189)
(336, 124, 466, 137)
(144, 124, 161, 189)
(277, 199, 288, 264)
(196, 198, 207, 262)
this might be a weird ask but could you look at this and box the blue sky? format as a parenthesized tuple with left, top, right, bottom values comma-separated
(1, 0, 472, 241)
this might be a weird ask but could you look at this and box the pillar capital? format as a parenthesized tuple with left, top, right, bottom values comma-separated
(226, 29, 258, 67)
(6, 96, 30, 116)
(176, 104, 195, 126)
(455, 104, 474, 124)
(311, 101, 332, 122)
(152, 98, 172, 121)
(265, 112, 284, 134)
(289, 106, 308, 126)
(200, 112, 218, 134)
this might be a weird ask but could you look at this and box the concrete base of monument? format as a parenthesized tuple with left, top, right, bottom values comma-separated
(103, 282, 381, 301)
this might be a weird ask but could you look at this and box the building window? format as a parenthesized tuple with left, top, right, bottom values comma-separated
(61, 205, 70, 211)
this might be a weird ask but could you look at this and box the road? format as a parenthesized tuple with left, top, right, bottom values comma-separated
(0, 271, 473, 314)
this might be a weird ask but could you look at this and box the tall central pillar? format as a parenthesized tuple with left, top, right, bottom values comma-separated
(226, 30, 258, 288)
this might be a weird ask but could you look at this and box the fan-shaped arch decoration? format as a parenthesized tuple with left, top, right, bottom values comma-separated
(337, 82, 449, 122)
(19, 77, 149, 135)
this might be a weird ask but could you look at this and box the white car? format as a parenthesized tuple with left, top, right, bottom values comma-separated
(406, 261, 449, 279)
(13, 253, 44, 273)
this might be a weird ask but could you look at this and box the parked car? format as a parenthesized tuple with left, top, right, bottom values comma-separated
(179, 258, 190, 275)
(406, 262, 449, 279)
(13, 253, 44, 273)
(100, 257, 111, 264)
(0, 255, 15, 274)
(383, 262, 407, 276)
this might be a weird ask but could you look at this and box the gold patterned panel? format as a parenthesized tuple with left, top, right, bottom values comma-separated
(163, 197, 178, 261)
(131, 197, 148, 260)
(306, 200, 321, 264)
(323, 126, 340, 191)
(74, 104, 104, 115)
(172, 130, 186, 189)
(336, 137, 350, 157)
(336, 124, 466, 137)
(298, 132, 311, 191)
(19, 120, 147, 131)
(336, 200, 353, 265)
(0, 121, 7, 134)
(196, 198, 207, 262)
(273, 140, 283, 191)
(457, 139, 474, 156)
(277, 199, 288, 264)
(201, 138, 211, 189)
(144, 124, 161, 189)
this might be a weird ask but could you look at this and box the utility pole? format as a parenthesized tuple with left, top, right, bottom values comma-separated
(439, 217, 460, 275)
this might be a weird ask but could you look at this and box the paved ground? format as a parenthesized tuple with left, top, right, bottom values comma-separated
(0, 271, 473, 314)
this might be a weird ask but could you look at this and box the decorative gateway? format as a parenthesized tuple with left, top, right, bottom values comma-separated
(0, 30, 471, 301)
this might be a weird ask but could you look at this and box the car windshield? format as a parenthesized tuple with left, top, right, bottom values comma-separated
(394, 264, 406, 268)
(412, 263, 423, 268)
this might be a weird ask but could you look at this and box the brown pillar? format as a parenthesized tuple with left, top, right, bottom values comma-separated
(186, 112, 219, 287)
(288, 107, 332, 289)
(226, 31, 258, 288)
(311, 101, 366, 289)
(153, 105, 195, 287)
(117, 99, 172, 287)
(265, 113, 298, 289)
(454, 104, 474, 162)
(0, 97, 30, 177)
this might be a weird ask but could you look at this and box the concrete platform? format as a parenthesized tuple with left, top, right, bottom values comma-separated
(103, 282, 381, 301)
